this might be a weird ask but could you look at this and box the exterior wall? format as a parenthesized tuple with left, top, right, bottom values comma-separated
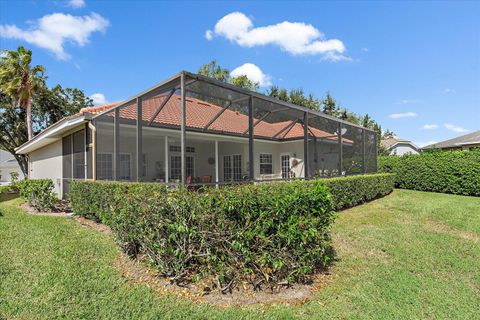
(390, 143, 419, 156)
(0, 150, 25, 184)
(28, 140, 63, 197)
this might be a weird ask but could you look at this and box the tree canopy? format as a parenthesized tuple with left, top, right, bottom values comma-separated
(0, 46, 93, 175)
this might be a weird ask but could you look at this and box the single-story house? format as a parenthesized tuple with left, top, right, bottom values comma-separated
(0, 149, 24, 185)
(16, 71, 377, 198)
(422, 130, 480, 151)
(380, 137, 419, 156)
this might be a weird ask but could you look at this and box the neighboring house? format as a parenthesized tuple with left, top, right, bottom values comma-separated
(381, 137, 419, 156)
(15, 71, 377, 198)
(0, 149, 24, 185)
(422, 130, 480, 151)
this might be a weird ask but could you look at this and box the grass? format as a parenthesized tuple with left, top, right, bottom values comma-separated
(0, 189, 479, 319)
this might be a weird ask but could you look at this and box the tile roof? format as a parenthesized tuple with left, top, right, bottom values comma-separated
(78, 94, 345, 142)
(422, 130, 480, 149)
(380, 137, 415, 149)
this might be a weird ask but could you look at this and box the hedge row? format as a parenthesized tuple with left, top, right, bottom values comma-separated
(379, 150, 480, 196)
(16, 179, 58, 210)
(322, 173, 396, 210)
(69, 174, 394, 290)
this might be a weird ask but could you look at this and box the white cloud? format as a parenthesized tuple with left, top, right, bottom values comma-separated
(206, 12, 348, 61)
(230, 63, 272, 87)
(444, 88, 455, 93)
(389, 112, 418, 119)
(361, 47, 369, 52)
(421, 124, 438, 130)
(0, 12, 109, 60)
(67, 0, 85, 8)
(444, 123, 468, 133)
(90, 93, 107, 105)
(396, 99, 422, 105)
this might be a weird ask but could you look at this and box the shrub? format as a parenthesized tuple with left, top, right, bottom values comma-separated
(321, 173, 396, 210)
(69, 174, 394, 290)
(379, 150, 480, 196)
(70, 179, 336, 290)
(17, 179, 58, 211)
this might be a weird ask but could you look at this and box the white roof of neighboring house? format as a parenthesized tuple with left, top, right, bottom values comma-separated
(380, 137, 419, 151)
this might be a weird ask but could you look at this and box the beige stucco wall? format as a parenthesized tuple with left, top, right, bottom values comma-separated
(28, 139, 63, 197)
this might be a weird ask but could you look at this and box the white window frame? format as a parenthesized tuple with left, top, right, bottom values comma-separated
(119, 153, 132, 181)
(259, 153, 273, 175)
(280, 153, 291, 180)
(97, 152, 113, 180)
(170, 153, 195, 180)
(223, 154, 242, 182)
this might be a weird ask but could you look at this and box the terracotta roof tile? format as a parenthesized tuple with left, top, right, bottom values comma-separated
(82, 94, 345, 142)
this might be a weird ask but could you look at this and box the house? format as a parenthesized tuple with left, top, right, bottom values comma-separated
(380, 137, 419, 156)
(0, 149, 24, 185)
(15, 71, 377, 198)
(422, 130, 480, 151)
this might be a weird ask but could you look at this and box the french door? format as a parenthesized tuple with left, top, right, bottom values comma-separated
(281, 154, 291, 179)
(223, 154, 242, 182)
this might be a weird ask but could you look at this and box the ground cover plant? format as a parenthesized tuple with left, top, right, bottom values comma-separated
(1, 189, 479, 319)
(379, 149, 480, 196)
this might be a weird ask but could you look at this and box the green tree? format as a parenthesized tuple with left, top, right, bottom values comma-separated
(322, 92, 339, 116)
(231, 75, 259, 91)
(0, 46, 45, 140)
(198, 60, 230, 82)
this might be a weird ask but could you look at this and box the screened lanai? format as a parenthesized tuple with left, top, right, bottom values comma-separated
(91, 71, 377, 186)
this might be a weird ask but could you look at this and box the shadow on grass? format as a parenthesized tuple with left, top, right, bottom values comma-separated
(0, 193, 20, 203)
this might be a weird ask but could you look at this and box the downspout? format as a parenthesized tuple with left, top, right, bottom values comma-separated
(88, 120, 97, 180)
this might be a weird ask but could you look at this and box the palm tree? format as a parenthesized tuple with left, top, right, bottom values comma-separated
(0, 46, 45, 140)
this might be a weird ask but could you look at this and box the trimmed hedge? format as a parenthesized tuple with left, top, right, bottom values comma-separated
(322, 173, 396, 210)
(379, 150, 480, 196)
(17, 179, 58, 210)
(69, 174, 394, 290)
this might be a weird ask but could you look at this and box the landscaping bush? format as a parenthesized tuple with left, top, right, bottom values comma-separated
(70, 179, 336, 290)
(379, 150, 480, 196)
(69, 174, 394, 291)
(17, 179, 58, 211)
(321, 173, 396, 210)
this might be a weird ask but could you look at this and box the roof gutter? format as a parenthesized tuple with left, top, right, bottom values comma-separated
(15, 114, 91, 155)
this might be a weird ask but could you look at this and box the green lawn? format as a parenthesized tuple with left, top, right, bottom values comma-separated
(1, 190, 479, 319)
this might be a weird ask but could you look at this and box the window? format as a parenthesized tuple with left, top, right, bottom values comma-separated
(170, 155, 194, 181)
(186, 156, 194, 177)
(259, 154, 273, 175)
(119, 154, 131, 180)
(223, 155, 232, 181)
(169, 145, 195, 153)
(281, 154, 291, 179)
(72, 130, 85, 179)
(170, 155, 181, 180)
(233, 155, 242, 181)
(224, 154, 242, 182)
(97, 153, 113, 180)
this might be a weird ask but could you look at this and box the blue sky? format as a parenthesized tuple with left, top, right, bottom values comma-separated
(1, 0, 479, 146)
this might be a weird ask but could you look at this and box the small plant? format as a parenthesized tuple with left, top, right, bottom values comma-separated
(17, 179, 58, 211)
(9, 172, 19, 185)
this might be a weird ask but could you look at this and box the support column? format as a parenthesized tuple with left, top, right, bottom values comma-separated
(180, 72, 186, 185)
(338, 122, 343, 176)
(136, 97, 143, 181)
(362, 129, 366, 174)
(114, 108, 120, 180)
(215, 140, 219, 188)
(248, 95, 254, 181)
(303, 112, 309, 179)
(164, 136, 169, 183)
